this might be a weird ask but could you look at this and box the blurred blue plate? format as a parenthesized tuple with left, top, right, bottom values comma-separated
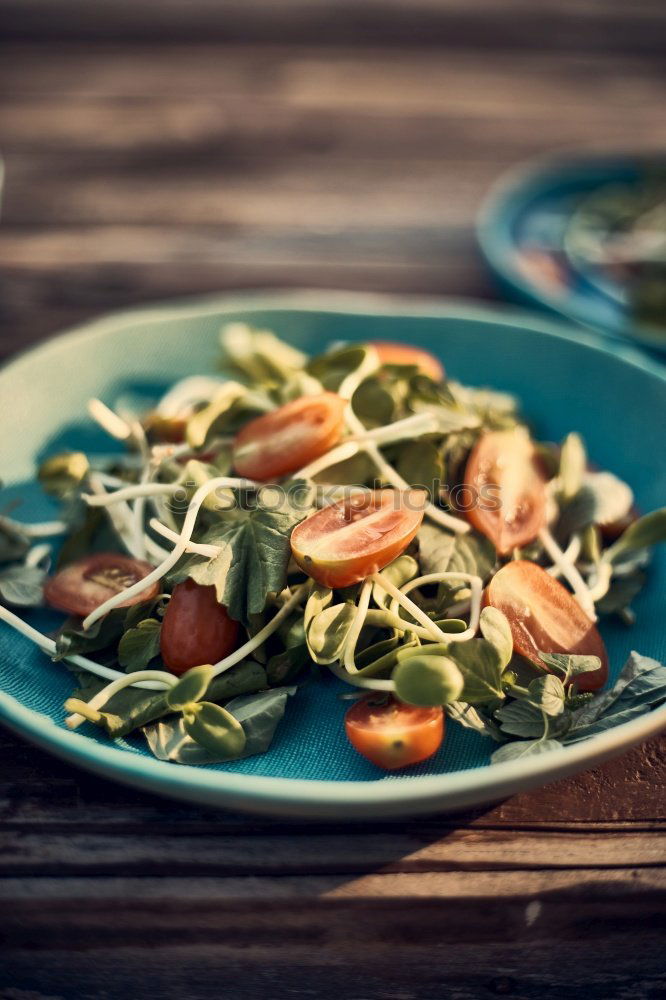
(0, 291, 664, 818)
(478, 154, 666, 353)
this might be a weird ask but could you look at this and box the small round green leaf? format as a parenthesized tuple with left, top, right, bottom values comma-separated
(479, 606, 513, 669)
(166, 664, 214, 711)
(393, 654, 464, 707)
(306, 603, 357, 664)
(183, 700, 246, 757)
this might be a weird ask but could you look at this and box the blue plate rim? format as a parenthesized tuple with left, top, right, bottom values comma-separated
(1, 289, 664, 817)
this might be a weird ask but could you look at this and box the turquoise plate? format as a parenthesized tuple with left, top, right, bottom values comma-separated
(0, 292, 664, 818)
(477, 154, 666, 354)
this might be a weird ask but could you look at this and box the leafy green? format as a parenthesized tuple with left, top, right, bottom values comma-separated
(479, 606, 513, 669)
(372, 556, 419, 610)
(604, 509, 666, 563)
(118, 619, 162, 672)
(144, 686, 294, 764)
(495, 699, 548, 739)
(559, 432, 586, 501)
(307, 345, 371, 392)
(538, 651, 602, 682)
(55, 598, 160, 662)
(596, 571, 646, 617)
(393, 654, 464, 707)
(0, 564, 46, 607)
(395, 441, 443, 501)
(182, 701, 246, 757)
(177, 481, 313, 625)
(166, 664, 215, 711)
(447, 639, 504, 704)
(417, 524, 496, 581)
(306, 603, 356, 664)
(527, 675, 566, 717)
(220, 322, 308, 384)
(351, 378, 396, 426)
(491, 739, 563, 764)
(69, 660, 266, 739)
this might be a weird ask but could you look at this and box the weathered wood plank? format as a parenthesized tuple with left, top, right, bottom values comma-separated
(1, 0, 665, 55)
(0, 828, 662, 876)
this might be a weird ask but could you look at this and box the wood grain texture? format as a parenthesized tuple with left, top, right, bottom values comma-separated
(0, 8, 665, 996)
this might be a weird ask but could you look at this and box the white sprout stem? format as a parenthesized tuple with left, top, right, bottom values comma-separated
(87, 472, 145, 561)
(547, 535, 582, 577)
(25, 543, 51, 567)
(84, 482, 181, 505)
(370, 573, 454, 643)
(209, 584, 308, 679)
(65, 668, 178, 730)
(347, 412, 440, 446)
(87, 398, 133, 441)
(131, 464, 152, 560)
(296, 440, 361, 481)
(344, 407, 469, 535)
(0, 604, 170, 691)
(587, 562, 613, 603)
(0, 516, 68, 539)
(538, 527, 597, 621)
(149, 518, 221, 558)
(328, 660, 395, 692)
(396, 572, 482, 643)
(337, 347, 381, 401)
(343, 579, 373, 674)
(82, 475, 255, 630)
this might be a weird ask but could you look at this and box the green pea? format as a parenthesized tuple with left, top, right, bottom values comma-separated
(393, 654, 464, 707)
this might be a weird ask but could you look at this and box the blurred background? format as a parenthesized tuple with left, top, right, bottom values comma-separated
(0, 0, 665, 360)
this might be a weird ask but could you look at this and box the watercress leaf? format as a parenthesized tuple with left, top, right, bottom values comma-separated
(491, 739, 563, 764)
(351, 378, 396, 427)
(118, 619, 162, 672)
(479, 606, 513, 669)
(595, 571, 646, 616)
(0, 564, 46, 607)
(567, 651, 665, 732)
(165, 664, 214, 711)
(527, 675, 566, 716)
(306, 603, 356, 664)
(183, 701, 246, 757)
(70, 659, 266, 739)
(495, 699, 548, 738)
(185, 381, 247, 448)
(417, 524, 496, 581)
(312, 450, 375, 487)
(395, 441, 443, 501)
(447, 639, 504, 704)
(393, 654, 464, 707)
(221, 323, 308, 384)
(355, 633, 420, 678)
(185, 481, 314, 625)
(54, 607, 131, 661)
(38, 451, 89, 497)
(538, 651, 602, 680)
(144, 686, 294, 764)
(446, 701, 503, 740)
(266, 645, 311, 685)
(372, 555, 419, 610)
(605, 508, 666, 563)
(559, 432, 586, 501)
(307, 345, 372, 392)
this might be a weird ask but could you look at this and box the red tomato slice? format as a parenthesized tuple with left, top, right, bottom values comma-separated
(291, 488, 427, 588)
(160, 579, 240, 675)
(232, 392, 347, 481)
(463, 427, 547, 555)
(483, 560, 608, 692)
(372, 342, 445, 382)
(345, 694, 444, 769)
(44, 554, 160, 618)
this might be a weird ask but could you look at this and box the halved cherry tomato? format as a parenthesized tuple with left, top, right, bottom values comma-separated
(232, 392, 347, 481)
(44, 554, 160, 618)
(160, 579, 240, 675)
(372, 342, 445, 382)
(463, 427, 547, 555)
(345, 694, 444, 769)
(291, 488, 427, 588)
(483, 560, 608, 692)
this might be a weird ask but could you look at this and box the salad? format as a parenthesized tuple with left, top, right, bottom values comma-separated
(1, 324, 665, 770)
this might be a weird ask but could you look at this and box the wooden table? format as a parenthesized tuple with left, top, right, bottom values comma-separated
(0, 3, 665, 996)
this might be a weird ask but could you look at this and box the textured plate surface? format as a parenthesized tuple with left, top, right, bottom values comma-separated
(0, 291, 664, 817)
